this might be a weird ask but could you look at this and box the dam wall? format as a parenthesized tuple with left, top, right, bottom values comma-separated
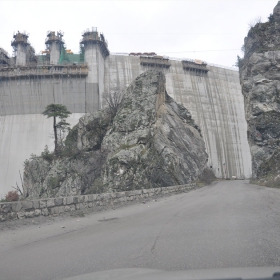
(105, 55, 251, 180)
(0, 29, 251, 198)
(0, 77, 91, 115)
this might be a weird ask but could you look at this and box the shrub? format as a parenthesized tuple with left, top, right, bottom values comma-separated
(41, 145, 55, 162)
(268, 13, 274, 23)
(235, 55, 243, 68)
(47, 176, 61, 189)
(104, 87, 125, 122)
(5, 191, 19, 202)
(199, 168, 216, 185)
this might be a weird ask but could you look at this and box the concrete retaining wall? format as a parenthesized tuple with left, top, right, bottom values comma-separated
(0, 183, 197, 222)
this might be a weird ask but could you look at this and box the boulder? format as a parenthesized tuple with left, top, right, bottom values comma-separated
(102, 70, 207, 191)
(23, 70, 208, 198)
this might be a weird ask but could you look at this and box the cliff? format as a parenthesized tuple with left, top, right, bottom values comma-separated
(23, 70, 208, 198)
(239, 2, 280, 185)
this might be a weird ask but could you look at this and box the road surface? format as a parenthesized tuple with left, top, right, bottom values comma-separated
(0, 180, 280, 280)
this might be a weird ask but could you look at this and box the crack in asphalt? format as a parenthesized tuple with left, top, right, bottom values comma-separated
(150, 209, 182, 255)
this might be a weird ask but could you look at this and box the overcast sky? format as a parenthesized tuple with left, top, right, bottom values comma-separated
(0, 0, 277, 67)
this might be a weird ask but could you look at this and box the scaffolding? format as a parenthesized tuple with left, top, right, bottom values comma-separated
(0, 47, 11, 67)
(182, 59, 209, 73)
(45, 30, 65, 45)
(11, 31, 29, 47)
(45, 31, 65, 65)
(26, 45, 38, 65)
(10, 31, 38, 66)
(79, 45, 85, 63)
(80, 27, 109, 57)
(140, 55, 171, 68)
(10, 31, 29, 60)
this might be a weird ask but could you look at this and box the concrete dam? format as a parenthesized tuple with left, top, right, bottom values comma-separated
(0, 28, 251, 197)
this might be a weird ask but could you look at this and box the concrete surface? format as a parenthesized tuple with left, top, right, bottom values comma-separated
(0, 180, 280, 280)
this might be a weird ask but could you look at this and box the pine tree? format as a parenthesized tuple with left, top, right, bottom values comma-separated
(42, 104, 71, 155)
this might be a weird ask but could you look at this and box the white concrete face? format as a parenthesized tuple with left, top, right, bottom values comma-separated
(84, 44, 99, 84)
(84, 44, 105, 111)
(0, 113, 83, 198)
(166, 63, 251, 179)
(16, 44, 27, 66)
(0, 77, 88, 115)
(49, 42, 60, 65)
(97, 48, 105, 108)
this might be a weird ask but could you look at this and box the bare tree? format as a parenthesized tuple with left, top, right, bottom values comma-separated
(248, 16, 262, 29)
(104, 87, 125, 121)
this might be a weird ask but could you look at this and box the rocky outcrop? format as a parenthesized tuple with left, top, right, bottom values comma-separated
(23, 70, 208, 198)
(239, 2, 280, 184)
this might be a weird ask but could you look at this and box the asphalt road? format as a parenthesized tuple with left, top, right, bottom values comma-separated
(1, 180, 280, 280)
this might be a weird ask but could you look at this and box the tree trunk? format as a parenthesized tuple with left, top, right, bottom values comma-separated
(53, 116, 58, 155)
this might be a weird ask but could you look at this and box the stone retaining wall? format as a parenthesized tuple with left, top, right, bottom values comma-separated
(0, 184, 197, 222)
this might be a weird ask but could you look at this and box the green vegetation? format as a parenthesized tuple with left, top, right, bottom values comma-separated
(47, 176, 62, 189)
(41, 145, 55, 162)
(268, 13, 274, 22)
(62, 127, 80, 158)
(42, 104, 71, 155)
(235, 55, 243, 68)
(198, 168, 216, 185)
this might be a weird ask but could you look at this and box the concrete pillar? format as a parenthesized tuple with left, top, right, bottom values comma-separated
(49, 42, 60, 65)
(45, 31, 64, 65)
(84, 44, 98, 83)
(15, 44, 27, 66)
(11, 32, 29, 66)
(84, 43, 103, 110)
(81, 29, 109, 112)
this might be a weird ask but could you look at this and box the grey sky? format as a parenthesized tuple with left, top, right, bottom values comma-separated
(0, 0, 277, 67)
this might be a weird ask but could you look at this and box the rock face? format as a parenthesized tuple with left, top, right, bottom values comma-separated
(239, 2, 280, 183)
(23, 70, 208, 198)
